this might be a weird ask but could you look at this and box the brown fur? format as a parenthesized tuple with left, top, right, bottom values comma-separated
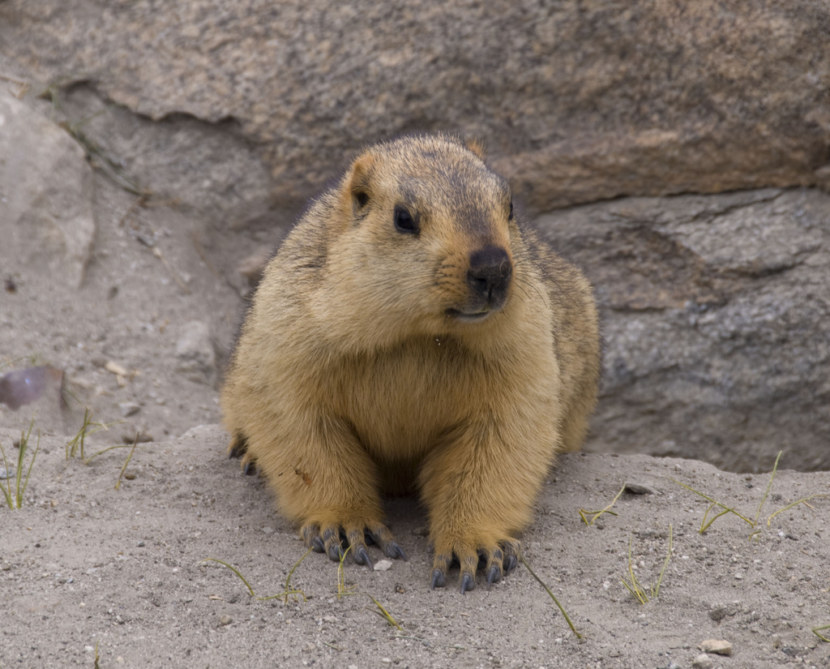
(221, 134, 600, 591)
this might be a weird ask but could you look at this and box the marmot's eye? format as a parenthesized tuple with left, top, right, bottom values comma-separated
(508, 200, 514, 221)
(394, 205, 419, 235)
(354, 191, 369, 208)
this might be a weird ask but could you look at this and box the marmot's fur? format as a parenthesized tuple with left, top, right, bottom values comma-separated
(221, 134, 600, 592)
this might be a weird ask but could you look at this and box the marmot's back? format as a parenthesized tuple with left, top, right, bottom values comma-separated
(221, 134, 600, 592)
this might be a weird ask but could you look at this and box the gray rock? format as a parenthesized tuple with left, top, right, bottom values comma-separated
(175, 321, 216, 385)
(539, 188, 830, 472)
(1, 1, 827, 213)
(0, 88, 95, 288)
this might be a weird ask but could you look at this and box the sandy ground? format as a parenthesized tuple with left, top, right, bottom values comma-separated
(1, 425, 828, 668)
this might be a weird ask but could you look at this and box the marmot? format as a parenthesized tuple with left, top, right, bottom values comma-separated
(221, 134, 600, 592)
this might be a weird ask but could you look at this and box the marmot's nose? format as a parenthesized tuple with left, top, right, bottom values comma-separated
(467, 246, 512, 302)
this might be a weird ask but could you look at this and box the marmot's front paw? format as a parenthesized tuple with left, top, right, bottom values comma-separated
(301, 520, 407, 569)
(431, 536, 520, 593)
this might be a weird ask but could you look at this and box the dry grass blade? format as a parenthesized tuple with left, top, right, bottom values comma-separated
(82, 443, 135, 464)
(202, 558, 256, 597)
(579, 483, 625, 526)
(366, 594, 403, 630)
(670, 478, 754, 531)
(114, 434, 139, 490)
(752, 450, 782, 525)
(279, 547, 311, 603)
(767, 494, 829, 527)
(621, 536, 649, 605)
(651, 524, 673, 599)
(520, 556, 582, 639)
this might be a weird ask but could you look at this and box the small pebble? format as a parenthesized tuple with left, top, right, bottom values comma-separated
(700, 638, 733, 656)
(219, 615, 233, 626)
(118, 401, 141, 417)
(373, 559, 394, 572)
(624, 482, 655, 495)
(692, 654, 714, 669)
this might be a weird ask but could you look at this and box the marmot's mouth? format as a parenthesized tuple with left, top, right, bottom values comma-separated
(446, 308, 493, 323)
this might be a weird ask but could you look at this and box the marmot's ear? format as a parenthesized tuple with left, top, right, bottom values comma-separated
(464, 137, 486, 160)
(347, 153, 375, 215)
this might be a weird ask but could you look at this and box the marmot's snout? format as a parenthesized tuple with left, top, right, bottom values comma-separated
(449, 245, 512, 321)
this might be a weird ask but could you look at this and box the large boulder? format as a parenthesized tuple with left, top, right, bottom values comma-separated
(1, 0, 828, 213)
(539, 187, 830, 472)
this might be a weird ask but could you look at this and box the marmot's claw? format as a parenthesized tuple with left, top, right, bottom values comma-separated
(242, 461, 257, 476)
(460, 572, 476, 594)
(321, 526, 345, 561)
(366, 526, 408, 562)
(227, 433, 248, 459)
(431, 568, 446, 589)
(384, 541, 408, 561)
(301, 524, 326, 553)
(486, 563, 502, 586)
(502, 540, 520, 574)
(353, 545, 374, 569)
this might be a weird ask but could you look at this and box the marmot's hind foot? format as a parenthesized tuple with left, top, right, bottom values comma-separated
(301, 521, 408, 568)
(431, 537, 520, 593)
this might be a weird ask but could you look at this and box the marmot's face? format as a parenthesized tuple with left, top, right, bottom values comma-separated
(332, 135, 518, 341)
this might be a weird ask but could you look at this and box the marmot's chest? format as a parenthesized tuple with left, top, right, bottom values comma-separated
(325, 340, 497, 460)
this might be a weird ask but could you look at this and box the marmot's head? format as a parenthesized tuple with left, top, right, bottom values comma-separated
(320, 134, 525, 349)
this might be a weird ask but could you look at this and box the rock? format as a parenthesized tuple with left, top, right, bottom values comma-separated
(373, 559, 394, 572)
(0, 88, 95, 288)
(175, 321, 216, 385)
(623, 482, 655, 496)
(118, 402, 141, 417)
(699, 639, 733, 656)
(692, 654, 714, 669)
(541, 188, 830, 472)
(1, 1, 827, 214)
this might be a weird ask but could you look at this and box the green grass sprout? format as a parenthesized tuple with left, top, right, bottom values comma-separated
(813, 624, 830, 643)
(337, 545, 355, 599)
(621, 524, 673, 604)
(0, 420, 40, 509)
(579, 483, 625, 525)
(66, 408, 113, 460)
(520, 556, 582, 639)
(672, 450, 828, 539)
(752, 450, 782, 526)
